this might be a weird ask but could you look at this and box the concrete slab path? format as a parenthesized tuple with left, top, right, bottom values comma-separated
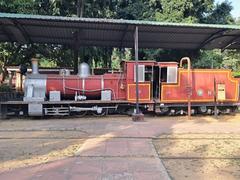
(0, 138, 170, 180)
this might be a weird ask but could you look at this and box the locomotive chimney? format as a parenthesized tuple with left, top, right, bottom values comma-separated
(31, 58, 39, 74)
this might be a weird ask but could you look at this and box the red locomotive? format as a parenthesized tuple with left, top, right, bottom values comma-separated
(0, 57, 239, 117)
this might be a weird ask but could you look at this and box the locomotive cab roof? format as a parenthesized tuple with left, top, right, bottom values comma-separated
(121, 60, 178, 66)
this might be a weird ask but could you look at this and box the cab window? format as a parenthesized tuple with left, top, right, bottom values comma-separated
(161, 67, 177, 83)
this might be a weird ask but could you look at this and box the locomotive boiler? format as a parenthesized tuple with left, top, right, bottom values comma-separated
(1, 57, 239, 117)
(24, 59, 124, 101)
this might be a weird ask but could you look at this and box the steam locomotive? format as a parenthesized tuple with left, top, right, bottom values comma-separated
(0, 57, 239, 117)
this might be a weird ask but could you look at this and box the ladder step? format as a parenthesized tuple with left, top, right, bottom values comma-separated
(44, 107, 70, 116)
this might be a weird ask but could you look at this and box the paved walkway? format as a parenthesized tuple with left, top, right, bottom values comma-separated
(0, 138, 170, 180)
(0, 156, 169, 180)
(0, 115, 240, 180)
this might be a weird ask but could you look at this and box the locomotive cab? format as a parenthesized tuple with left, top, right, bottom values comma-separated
(124, 60, 178, 103)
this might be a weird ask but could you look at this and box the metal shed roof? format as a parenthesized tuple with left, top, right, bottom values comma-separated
(0, 13, 240, 50)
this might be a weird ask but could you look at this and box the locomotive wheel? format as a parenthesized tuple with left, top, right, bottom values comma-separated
(198, 106, 208, 114)
(126, 107, 135, 116)
(71, 111, 88, 117)
(92, 109, 107, 117)
(155, 107, 170, 115)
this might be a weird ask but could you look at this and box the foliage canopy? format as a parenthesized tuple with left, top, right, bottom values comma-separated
(0, 0, 239, 76)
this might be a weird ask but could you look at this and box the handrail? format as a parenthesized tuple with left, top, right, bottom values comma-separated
(180, 57, 192, 119)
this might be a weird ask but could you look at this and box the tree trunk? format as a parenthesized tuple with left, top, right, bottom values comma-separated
(1, 65, 8, 84)
(77, 0, 84, 17)
(108, 48, 112, 69)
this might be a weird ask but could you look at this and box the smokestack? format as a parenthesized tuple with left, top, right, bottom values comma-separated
(31, 58, 39, 74)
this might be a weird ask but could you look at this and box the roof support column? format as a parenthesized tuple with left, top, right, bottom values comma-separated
(132, 26, 144, 121)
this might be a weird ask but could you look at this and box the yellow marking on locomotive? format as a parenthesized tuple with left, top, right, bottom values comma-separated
(127, 84, 151, 101)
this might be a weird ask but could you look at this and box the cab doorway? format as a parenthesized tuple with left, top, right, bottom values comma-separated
(153, 66, 160, 99)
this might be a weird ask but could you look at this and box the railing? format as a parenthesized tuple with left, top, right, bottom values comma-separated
(0, 92, 23, 102)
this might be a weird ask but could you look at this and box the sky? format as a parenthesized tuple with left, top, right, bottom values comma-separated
(215, 0, 240, 18)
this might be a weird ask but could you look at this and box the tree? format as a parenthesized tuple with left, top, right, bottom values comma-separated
(222, 50, 240, 72)
(204, 0, 234, 24)
(0, 0, 36, 14)
(0, 0, 237, 74)
(139, 0, 236, 65)
(192, 50, 223, 69)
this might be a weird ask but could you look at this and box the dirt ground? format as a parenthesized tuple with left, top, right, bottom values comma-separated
(152, 114, 240, 180)
(0, 137, 85, 172)
(0, 114, 240, 179)
(153, 134, 240, 180)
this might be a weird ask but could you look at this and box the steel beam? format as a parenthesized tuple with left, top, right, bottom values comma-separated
(120, 25, 129, 48)
(132, 26, 144, 121)
(13, 22, 215, 35)
(135, 26, 139, 114)
(13, 19, 32, 44)
(29, 34, 203, 45)
(0, 21, 14, 42)
(221, 35, 240, 51)
(0, 19, 29, 44)
(197, 29, 229, 49)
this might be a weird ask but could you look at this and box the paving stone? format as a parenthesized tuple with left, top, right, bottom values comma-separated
(75, 138, 106, 156)
(127, 139, 155, 156)
(133, 172, 166, 180)
(71, 159, 102, 174)
(105, 140, 129, 156)
(102, 159, 129, 174)
(101, 172, 133, 180)
(128, 158, 162, 173)
(33, 171, 66, 180)
(70, 173, 100, 180)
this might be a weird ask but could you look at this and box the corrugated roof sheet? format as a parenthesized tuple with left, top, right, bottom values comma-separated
(0, 12, 240, 50)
